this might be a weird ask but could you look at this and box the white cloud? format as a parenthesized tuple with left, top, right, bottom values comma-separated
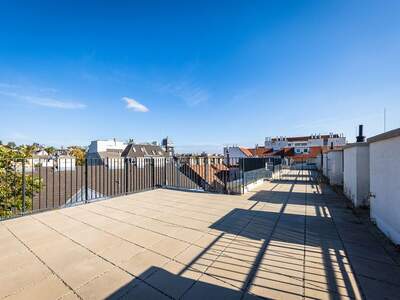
(160, 80, 209, 107)
(25, 96, 86, 109)
(0, 85, 86, 110)
(123, 97, 149, 112)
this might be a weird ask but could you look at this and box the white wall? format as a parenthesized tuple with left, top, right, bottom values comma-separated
(224, 147, 247, 164)
(322, 154, 328, 176)
(327, 150, 343, 185)
(344, 144, 370, 207)
(88, 140, 127, 154)
(369, 135, 400, 245)
(327, 137, 347, 147)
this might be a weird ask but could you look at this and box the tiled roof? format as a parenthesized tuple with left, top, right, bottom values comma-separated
(122, 143, 168, 158)
(239, 147, 253, 157)
(248, 147, 273, 157)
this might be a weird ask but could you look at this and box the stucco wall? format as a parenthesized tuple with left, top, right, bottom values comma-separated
(370, 135, 400, 245)
(322, 154, 328, 176)
(356, 145, 370, 206)
(327, 151, 343, 185)
(344, 147, 357, 203)
(344, 145, 369, 207)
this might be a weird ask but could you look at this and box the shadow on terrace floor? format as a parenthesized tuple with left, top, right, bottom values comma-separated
(106, 172, 364, 300)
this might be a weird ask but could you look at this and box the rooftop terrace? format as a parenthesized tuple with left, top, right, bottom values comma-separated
(1, 170, 400, 300)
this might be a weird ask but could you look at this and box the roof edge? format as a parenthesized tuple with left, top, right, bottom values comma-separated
(343, 142, 369, 149)
(367, 128, 400, 143)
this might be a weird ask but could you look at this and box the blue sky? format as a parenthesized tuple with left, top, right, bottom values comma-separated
(0, 0, 399, 153)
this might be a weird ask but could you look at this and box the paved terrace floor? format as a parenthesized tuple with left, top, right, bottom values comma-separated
(1, 170, 400, 300)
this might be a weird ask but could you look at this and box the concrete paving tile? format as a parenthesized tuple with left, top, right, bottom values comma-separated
(34, 241, 93, 271)
(56, 256, 113, 290)
(150, 236, 190, 258)
(5, 274, 71, 300)
(99, 240, 145, 265)
(0, 261, 51, 298)
(173, 227, 207, 243)
(349, 255, 400, 286)
(59, 291, 81, 300)
(182, 273, 242, 300)
(357, 276, 400, 300)
(0, 248, 39, 274)
(146, 261, 203, 298)
(76, 268, 135, 300)
(248, 272, 303, 300)
(203, 265, 248, 289)
(304, 267, 361, 299)
(304, 279, 362, 300)
(120, 281, 171, 300)
(122, 250, 170, 279)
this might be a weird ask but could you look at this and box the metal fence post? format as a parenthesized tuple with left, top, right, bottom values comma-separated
(176, 159, 180, 188)
(164, 157, 167, 186)
(151, 158, 155, 189)
(22, 159, 26, 213)
(125, 158, 129, 194)
(84, 159, 88, 203)
(204, 158, 208, 191)
(241, 158, 245, 194)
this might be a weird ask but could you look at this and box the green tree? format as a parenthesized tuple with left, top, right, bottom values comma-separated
(44, 146, 56, 155)
(69, 147, 86, 166)
(0, 147, 41, 218)
(7, 141, 16, 149)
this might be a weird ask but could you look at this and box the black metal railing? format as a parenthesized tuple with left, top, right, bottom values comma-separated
(0, 156, 281, 219)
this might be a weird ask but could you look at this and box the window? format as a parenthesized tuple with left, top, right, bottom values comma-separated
(303, 148, 308, 153)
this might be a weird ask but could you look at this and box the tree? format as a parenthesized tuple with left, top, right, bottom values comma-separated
(20, 144, 38, 158)
(0, 147, 41, 217)
(69, 147, 86, 166)
(44, 146, 56, 156)
(7, 141, 16, 149)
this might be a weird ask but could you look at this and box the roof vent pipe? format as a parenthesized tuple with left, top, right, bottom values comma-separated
(356, 124, 365, 142)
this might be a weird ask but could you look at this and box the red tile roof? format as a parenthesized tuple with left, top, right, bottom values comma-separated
(239, 147, 253, 157)
(248, 147, 273, 157)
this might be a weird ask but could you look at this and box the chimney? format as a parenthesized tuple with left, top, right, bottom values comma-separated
(356, 124, 365, 142)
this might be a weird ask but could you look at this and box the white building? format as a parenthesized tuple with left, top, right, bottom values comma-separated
(87, 139, 127, 160)
(265, 133, 346, 154)
(343, 142, 370, 207)
(326, 149, 344, 186)
(368, 128, 400, 245)
(223, 146, 253, 164)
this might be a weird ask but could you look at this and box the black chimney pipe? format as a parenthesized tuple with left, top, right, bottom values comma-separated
(356, 124, 365, 142)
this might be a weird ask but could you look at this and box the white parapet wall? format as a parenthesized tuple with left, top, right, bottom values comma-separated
(368, 128, 400, 245)
(343, 142, 370, 207)
(327, 149, 344, 186)
(322, 154, 328, 177)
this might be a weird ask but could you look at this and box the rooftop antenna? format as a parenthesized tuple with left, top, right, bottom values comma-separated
(384, 108, 387, 132)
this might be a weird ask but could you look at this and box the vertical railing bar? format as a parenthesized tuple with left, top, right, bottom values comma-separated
(22, 159, 26, 214)
(38, 158, 41, 210)
(85, 158, 88, 203)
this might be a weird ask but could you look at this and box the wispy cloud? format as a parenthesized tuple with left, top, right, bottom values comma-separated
(160, 80, 209, 107)
(0, 83, 86, 110)
(25, 96, 86, 109)
(123, 97, 149, 112)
